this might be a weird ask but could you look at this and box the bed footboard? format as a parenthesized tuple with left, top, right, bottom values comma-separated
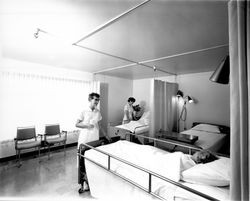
(78, 136, 120, 193)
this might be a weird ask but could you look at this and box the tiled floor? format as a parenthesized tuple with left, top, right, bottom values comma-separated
(0, 146, 92, 201)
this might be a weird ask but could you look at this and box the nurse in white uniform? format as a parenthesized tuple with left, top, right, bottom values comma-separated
(76, 92, 109, 148)
(122, 97, 136, 124)
(76, 92, 110, 191)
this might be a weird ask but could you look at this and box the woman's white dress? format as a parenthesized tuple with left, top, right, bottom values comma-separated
(122, 103, 134, 124)
(77, 107, 102, 148)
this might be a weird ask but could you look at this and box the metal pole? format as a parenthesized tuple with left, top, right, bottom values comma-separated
(73, 0, 152, 45)
(134, 44, 229, 63)
(148, 173, 152, 193)
(177, 97, 180, 133)
(93, 44, 229, 74)
(108, 156, 110, 170)
(74, 44, 176, 76)
(35, 28, 228, 77)
(35, 28, 174, 76)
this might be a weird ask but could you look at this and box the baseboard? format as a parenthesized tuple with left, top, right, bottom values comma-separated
(0, 142, 77, 163)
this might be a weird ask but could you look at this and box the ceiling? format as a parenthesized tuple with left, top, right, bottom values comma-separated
(0, 0, 229, 79)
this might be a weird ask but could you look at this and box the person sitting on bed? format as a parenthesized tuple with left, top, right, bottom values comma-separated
(122, 97, 136, 124)
(181, 150, 218, 171)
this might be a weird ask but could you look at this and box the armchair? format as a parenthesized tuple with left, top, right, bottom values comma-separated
(14, 126, 42, 167)
(44, 124, 67, 159)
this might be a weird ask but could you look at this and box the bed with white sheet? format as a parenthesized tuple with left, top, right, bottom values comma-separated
(82, 140, 230, 201)
(180, 122, 230, 153)
(109, 111, 150, 139)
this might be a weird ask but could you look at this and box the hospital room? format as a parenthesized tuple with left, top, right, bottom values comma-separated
(0, 0, 249, 200)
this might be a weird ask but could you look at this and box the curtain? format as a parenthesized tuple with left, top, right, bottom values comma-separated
(90, 81, 101, 109)
(91, 81, 101, 94)
(91, 81, 109, 134)
(149, 79, 178, 137)
(229, 1, 250, 200)
(0, 71, 92, 141)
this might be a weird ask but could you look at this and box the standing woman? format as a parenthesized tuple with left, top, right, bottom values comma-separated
(76, 92, 109, 191)
(122, 97, 136, 124)
(76, 92, 109, 148)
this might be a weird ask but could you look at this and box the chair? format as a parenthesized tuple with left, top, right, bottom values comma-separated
(44, 124, 67, 159)
(14, 126, 42, 167)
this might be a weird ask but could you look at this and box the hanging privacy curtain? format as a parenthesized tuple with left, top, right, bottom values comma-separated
(229, 0, 250, 200)
(90, 81, 108, 134)
(149, 79, 178, 137)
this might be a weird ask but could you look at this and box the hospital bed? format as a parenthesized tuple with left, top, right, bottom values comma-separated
(78, 134, 230, 201)
(108, 111, 150, 142)
(109, 121, 229, 154)
(180, 122, 230, 153)
(155, 122, 230, 154)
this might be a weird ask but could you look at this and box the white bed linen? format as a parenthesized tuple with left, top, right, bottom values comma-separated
(181, 129, 227, 152)
(115, 120, 149, 134)
(84, 141, 229, 201)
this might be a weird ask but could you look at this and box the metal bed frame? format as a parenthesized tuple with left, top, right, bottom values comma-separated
(109, 121, 150, 142)
(77, 132, 222, 201)
(124, 132, 201, 154)
(109, 122, 201, 154)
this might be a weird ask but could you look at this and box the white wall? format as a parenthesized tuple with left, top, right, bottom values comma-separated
(133, 78, 179, 133)
(0, 58, 93, 158)
(132, 78, 152, 111)
(132, 77, 178, 111)
(161, 72, 230, 131)
(133, 72, 230, 132)
(0, 58, 93, 81)
(95, 75, 133, 125)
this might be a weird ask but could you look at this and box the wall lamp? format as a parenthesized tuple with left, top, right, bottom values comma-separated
(176, 90, 193, 131)
(176, 90, 184, 98)
(209, 55, 230, 84)
(176, 90, 193, 103)
(185, 96, 194, 103)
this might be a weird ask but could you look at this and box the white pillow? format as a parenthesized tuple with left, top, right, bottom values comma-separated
(181, 157, 230, 186)
(138, 111, 150, 125)
(192, 124, 221, 133)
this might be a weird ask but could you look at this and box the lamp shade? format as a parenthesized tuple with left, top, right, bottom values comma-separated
(176, 90, 184, 98)
(209, 55, 230, 84)
(186, 96, 193, 103)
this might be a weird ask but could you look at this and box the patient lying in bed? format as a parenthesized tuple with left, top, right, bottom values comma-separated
(82, 141, 218, 193)
(84, 141, 229, 200)
(181, 150, 218, 171)
(191, 149, 218, 164)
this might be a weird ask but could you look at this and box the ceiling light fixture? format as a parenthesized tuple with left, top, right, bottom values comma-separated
(209, 55, 230, 84)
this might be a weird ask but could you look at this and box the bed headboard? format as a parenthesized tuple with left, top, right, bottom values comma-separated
(192, 122, 230, 135)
